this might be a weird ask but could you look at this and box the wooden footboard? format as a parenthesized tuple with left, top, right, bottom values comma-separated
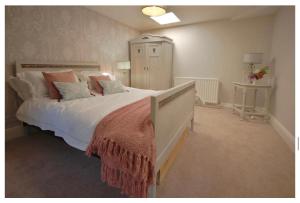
(148, 81, 196, 197)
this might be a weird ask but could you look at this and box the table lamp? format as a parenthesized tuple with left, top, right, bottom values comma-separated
(117, 61, 130, 71)
(117, 61, 131, 86)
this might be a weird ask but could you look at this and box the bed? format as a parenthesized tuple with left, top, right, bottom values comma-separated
(14, 61, 196, 197)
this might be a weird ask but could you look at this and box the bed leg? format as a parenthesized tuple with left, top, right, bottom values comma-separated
(147, 183, 156, 198)
(23, 122, 31, 136)
(156, 170, 161, 185)
(23, 123, 38, 136)
(191, 118, 194, 131)
(147, 169, 157, 197)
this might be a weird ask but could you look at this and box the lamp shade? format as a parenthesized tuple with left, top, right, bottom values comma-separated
(243, 53, 263, 64)
(117, 61, 131, 70)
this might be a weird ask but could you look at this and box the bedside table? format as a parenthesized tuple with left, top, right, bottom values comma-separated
(232, 82, 272, 120)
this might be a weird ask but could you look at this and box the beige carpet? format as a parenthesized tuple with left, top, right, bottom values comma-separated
(157, 106, 295, 197)
(5, 106, 294, 197)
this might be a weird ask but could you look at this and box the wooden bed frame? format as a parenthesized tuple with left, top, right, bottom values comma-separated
(15, 61, 196, 198)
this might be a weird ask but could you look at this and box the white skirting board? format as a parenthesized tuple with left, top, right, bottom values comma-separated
(5, 125, 25, 142)
(221, 102, 233, 109)
(269, 115, 295, 152)
(221, 102, 294, 152)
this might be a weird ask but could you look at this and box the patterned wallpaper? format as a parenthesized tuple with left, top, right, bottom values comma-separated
(5, 6, 140, 127)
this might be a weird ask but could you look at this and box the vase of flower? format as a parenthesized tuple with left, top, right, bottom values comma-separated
(248, 65, 270, 84)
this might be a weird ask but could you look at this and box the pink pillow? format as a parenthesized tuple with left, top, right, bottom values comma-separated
(89, 75, 111, 95)
(42, 71, 77, 99)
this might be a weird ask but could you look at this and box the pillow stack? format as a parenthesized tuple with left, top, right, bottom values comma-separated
(8, 69, 121, 101)
(89, 75, 110, 95)
(8, 69, 75, 100)
(42, 71, 78, 99)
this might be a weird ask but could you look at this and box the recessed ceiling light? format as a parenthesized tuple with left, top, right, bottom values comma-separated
(150, 12, 181, 25)
(142, 6, 166, 17)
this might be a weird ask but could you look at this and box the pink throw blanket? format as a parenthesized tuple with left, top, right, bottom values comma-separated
(86, 97, 155, 197)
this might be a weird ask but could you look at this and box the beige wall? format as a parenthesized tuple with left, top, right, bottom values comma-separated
(146, 16, 274, 105)
(5, 6, 139, 128)
(270, 7, 295, 135)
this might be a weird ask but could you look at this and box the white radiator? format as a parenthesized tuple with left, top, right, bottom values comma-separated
(174, 77, 220, 104)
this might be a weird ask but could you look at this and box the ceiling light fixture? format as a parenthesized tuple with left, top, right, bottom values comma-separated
(150, 12, 181, 25)
(142, 6, 166, 17)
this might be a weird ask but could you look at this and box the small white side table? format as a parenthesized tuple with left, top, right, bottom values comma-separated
(232, 82, 272, 120)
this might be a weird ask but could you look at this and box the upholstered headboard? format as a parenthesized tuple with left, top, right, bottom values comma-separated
(16, 61, 101, 74)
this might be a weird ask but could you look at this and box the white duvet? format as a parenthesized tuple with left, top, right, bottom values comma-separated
(16, 87, 158, 151)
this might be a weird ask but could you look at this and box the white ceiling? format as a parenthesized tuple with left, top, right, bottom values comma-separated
(87, 6, 280, 31)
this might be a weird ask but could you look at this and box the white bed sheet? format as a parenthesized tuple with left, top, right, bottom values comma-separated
(16, 87, 158, 151)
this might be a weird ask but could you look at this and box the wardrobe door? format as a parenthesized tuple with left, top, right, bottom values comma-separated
(147, 43, 162, 90)
(131, 44, 147, 89)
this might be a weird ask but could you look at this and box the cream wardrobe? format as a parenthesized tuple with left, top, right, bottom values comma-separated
(129, 34, 173, 90)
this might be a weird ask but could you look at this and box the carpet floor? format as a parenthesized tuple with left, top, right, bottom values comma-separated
(5, 106, 294, 197)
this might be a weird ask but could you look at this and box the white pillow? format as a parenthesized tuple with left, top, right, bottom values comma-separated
(17, 69, 78, 98)
(53, 81, 92, 101)
(17, 71, 49, 98)
(7, 76, 34, 100)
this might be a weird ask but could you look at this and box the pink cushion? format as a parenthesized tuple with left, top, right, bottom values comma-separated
(42, 71, 77, 99)
(89, 75, 111, 95)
